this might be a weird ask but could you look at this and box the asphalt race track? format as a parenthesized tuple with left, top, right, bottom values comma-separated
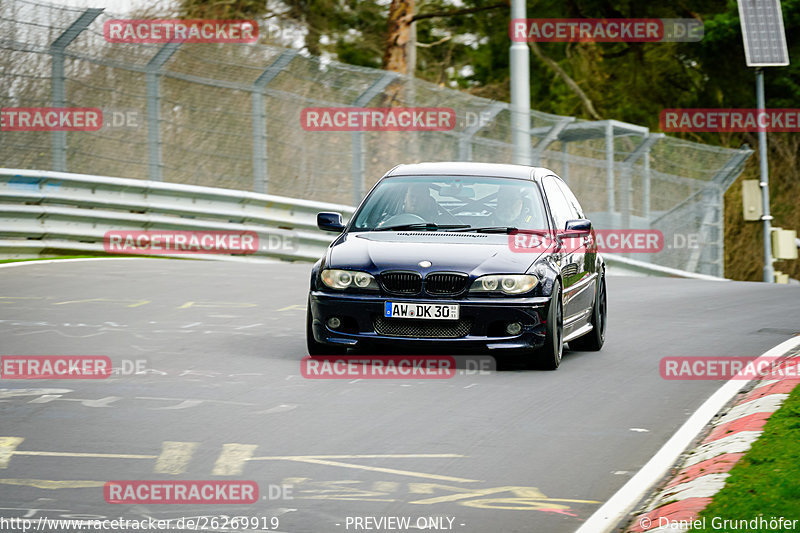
(1, 259, 798, 533)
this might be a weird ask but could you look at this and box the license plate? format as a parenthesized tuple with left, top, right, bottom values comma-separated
(384, 302, 460, 320)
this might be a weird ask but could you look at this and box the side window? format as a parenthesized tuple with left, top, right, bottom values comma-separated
(555, 179, 585, 220)
(542, 176, 572, 230)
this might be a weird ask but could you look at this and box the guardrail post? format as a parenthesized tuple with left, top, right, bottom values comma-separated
(251, 49, 298, 194)
(351, 72, 398, 205)
(458, 102, 505, 161)
(146, 43, 180, 182)
(49, 8, 103, 172)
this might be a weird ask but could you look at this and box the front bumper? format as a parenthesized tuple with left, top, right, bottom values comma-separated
(309, 290, 551, 352)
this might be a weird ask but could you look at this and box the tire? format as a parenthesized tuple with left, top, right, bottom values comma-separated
(532, 280, 564, 370)
(569, 273, 606, 352)
(306, 301, 346, 355)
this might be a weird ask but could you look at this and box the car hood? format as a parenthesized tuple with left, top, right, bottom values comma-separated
(328, 231, 546, 275)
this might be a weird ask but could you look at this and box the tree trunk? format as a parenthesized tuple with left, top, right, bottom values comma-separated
(382, 0, 415, 74)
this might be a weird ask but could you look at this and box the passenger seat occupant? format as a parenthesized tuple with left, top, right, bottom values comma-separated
(404, 183, 439, 221)
(493, 187, 532, 227)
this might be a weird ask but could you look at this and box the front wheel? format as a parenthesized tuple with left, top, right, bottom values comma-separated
(569, 273, 606, 351)
(532, 280, 563, 370)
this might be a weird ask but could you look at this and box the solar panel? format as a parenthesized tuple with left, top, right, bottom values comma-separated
(738, 0, 790, 66)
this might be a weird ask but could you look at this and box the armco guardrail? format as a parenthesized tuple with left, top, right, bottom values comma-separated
(0, 168, 354, 262)
(0, 168, 723, 279)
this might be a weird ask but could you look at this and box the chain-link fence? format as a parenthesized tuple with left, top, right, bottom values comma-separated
(0, 0, 752, 276)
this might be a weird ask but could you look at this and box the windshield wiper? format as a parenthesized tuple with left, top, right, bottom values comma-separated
(451, 226, 518, 234)
(452, 227, 552, 234)
(373, 223, 470, 232)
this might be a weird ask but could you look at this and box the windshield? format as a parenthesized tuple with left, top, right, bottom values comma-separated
(351, 176, 548, 232)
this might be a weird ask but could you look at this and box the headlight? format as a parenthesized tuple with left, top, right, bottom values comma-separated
(470, 274, 538, 295)
(321, 269, 378, 291)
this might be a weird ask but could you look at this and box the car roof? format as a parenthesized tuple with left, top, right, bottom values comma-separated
(384, 162, 557, 181)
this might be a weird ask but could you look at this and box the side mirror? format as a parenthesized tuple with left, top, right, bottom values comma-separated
(317, 212, 345, 232)
(563, 218, 592, 235)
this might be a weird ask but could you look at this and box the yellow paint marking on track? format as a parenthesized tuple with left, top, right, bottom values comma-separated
(178, 301, 258, 310)
(276, 304, 306, 312)
(154, 441, 199, 475)
(51, 298, 150, 308)
(0, 437, 24, 468)
(13, 451, 156, 459)
(212, 444, 258, 476)
(372, 481, 400, 492)
(277, 457, 479, 483)
(407, 483, 547, 504)
(0, 479, 105, 489)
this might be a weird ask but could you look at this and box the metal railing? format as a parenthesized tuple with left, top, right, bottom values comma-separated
(0, 168, 353, 262)
(0, 168, 723, 279)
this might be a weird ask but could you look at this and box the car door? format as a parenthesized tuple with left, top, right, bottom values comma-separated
(554, 178, 598, 326)
(541, 176, 583, 332)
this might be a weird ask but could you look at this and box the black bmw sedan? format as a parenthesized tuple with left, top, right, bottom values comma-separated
(307, 162, 606, 369)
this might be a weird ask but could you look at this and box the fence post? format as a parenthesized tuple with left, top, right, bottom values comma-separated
(49, 8, 103, 172)
(531, 117, 574, 166)
(251, 49, 298, 194)
(350, 72, 398, 205)
(458, 102, 505, 161)
(621, 133, 661, 229)
(605, 121, 615, 213)
(146, 43, 180, 182)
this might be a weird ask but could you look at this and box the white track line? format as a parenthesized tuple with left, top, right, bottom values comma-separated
(575, 334, 800, 533)
(0, 257, 148, 269)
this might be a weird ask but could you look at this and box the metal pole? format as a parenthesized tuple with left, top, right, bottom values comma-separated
(145, 43, 180, 182)
(351, 132, 365, 205)
(251, 92, 268, 193)
(458, 101, 505, 162)
(756, 69, 774, 282)
(350, 72, 398, 205)
(146, 71, 162, 181)
(643, 148, 651, 219)
(51, 51, 66, 172)
(605, 122, 615, 212)
(509, 0, 531, 165)
(49, 8, 103, 172)
(251, 50, 298, 194)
